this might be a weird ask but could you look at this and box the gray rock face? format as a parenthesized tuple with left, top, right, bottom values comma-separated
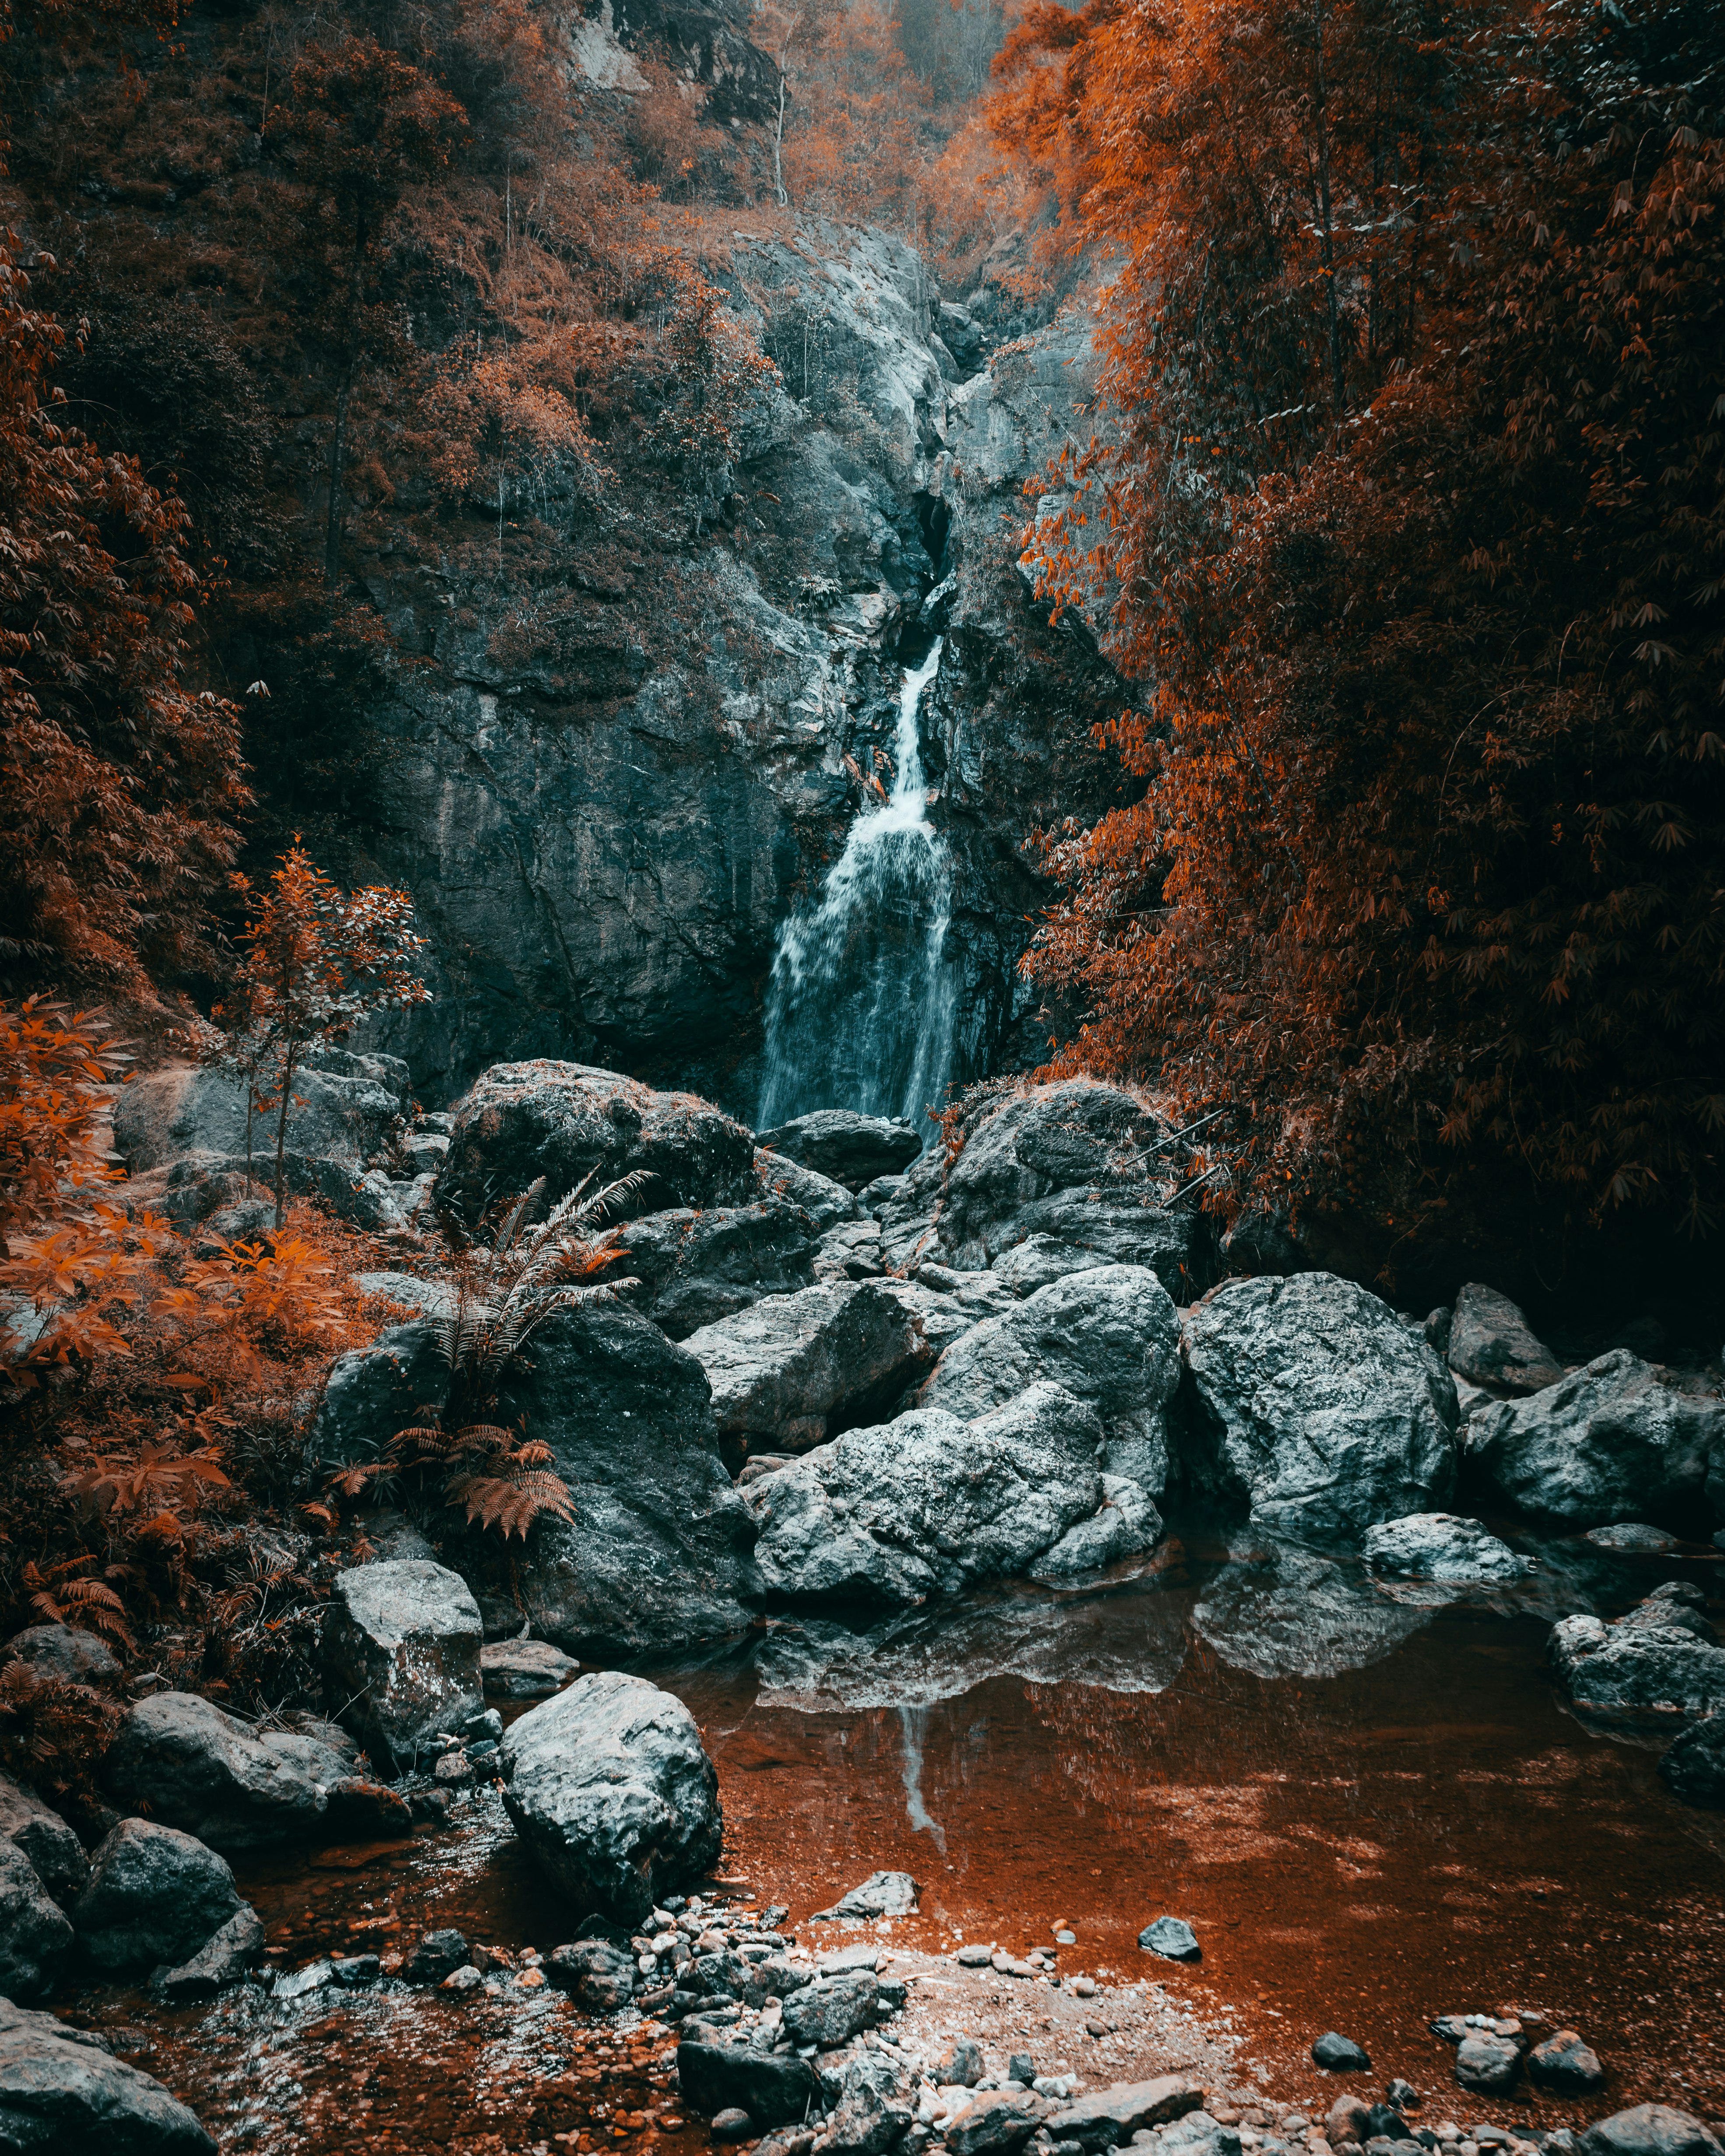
(1181, 1273, 1459, 1544)
(677, 2040, 819, 2130)
(684, 1282, 929, 1452)
(1447, 1283, 1565, 1393)
(113, 1061, 401, 1172)
(0, 1767, 89, 1906)
(1361, 1514, 1534, 1583)
(0, 1995, 217, 2155)
(745, 1383, 1112, 1604)
(931, 1082, 1168, 1263)
(754, 1150, 860, 1231)
(1580, 2110, 1721, 2156)
(918, 1264, 1182, 1498)
(1467, 1351, 1722, 1527)
(756, 1111, 922, 1191)
(324, 1559, 486, 1771)
(500, 1670, 722, 1921)
(1139, 1917, 1200, 1960)
(1044, 2077, 1204, 2152)
(313, 1320, 451, 1468)
(780, 1970, 880, 2048)
(1031, 1477, 1163, 1580)
(1549, 1588, 1725, 1725)
(74, 1818, 247, 1975)
(433, 1061, 756, 1226)
(985, 1192, 1211, 1305)
(1659, 1712, 1725, 1805)
(1, 1623, 122, 1685)
(103, 1692, 332, 1852)
(481, 1638, 579, 1699)
(604, 1199, 820, 1339)
(154, 1907, 265, 2001)
(0, 1841, 74, 2002)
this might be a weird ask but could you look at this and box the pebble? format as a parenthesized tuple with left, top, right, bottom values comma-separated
(711, 2108, 753, 2140)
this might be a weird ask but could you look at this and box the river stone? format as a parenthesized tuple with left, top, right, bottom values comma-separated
(1549, 1593, 1725, 1725)
(1446, 1284, 1565, 1394)
(312, 1319, 451, 1468)
(1361, 1514, 1533, 1583)
(1454, 2033, 1521, 2093)
(1031, 1475, 1163, 1579)
(1139, 1916, 1200, 1960)
(74, 1818, 248, 1975)
(113, 1060, 401, 1172)
(0, 1840, 74, 2002)
(1528, 2030, 1606, 2093)
(0, 1623, 122, 1685)
(677, 2040, 819, 2129)
(919, 1264, 1182, 1498)
(1467, 1351, 1722, 1528)
(812, 1869, 919, 1919)
(779, 1970, 879, 2048)
(754, 1149, 861, 1230)
(102, 1691, 331, 1852)
(1181, 1273, 1459, 1544)
(1658, 1711, 1725, 1804)
(603, 1198, 822, 1338)
(756, 1110, 922, 1190)
(930, 1082, 1168, 1261)
(1581, 2110, 1722, 2156)
(324, 1558, 485, 1771)
(744, 1382, 1107, 1604)
(154, 1906, 266, 2002)
(1045, 2079, 1206, 2153)
(546, 1938, 638, 2011)
(945, 2089, 1050, 2156)
(405, 1928, 471, 1984)
(481, 1638, 579, 1699)
(0, 1766, 89, 1905)
(433, 1060, 757, 1227)
(500, 1670, 722, 1922)
(0, 1995, 217, 2155)
(1313, 2033, 1372, 2072)
(683, 1281, 929, 1452)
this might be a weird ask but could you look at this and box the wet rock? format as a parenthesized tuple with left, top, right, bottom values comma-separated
(331, 1951, 382, 1988)
(1031, 1477, 1163, 1579)
(0, 1622, 122, 1685)
(1182, 1274, 1459, 1544)
(545, 1936, 639, 2010)
(1586, 1523, 1678, 1553)
(1446, 1285, 1564, 1395)
(0, 1766, 88, 1906)
(433, 1061, 757, 1227)
(154, 1907, 265, 2001)
(324, 1558, 486, 1771)
(406, 1927, 471, 1984)
(326, 1776, 415, 1833)
(684, 1281, 929, 1452)
(780, 1970, 880, 2047)
(677, 2039, 819, 2128)
(1385, 2082, 1420, 2112)
(1466, 1352, 1722, 1528)
(756, 1110, 922, 1191)
(102, 1691, 331, 1852)
(919, 1265, 1182, 1499)
(1314, 2034, 1373, 2072)
(1528, 2032, 1605, 2094)
(0, 1839, 74, 2001)
(0, 1994, 217, 2154)
(113, 1060, 401, 1173)
(74, 1818, 248, 1975)
(500, 1670, 721, 1922)
(1138, 1917, 1200, 1960)
(1578, 2109, 1722, 2156)
(813, 1869, 919, 1919)
(1657, 1713, 1725, 1804)
(1361, 1516, 1534, 1583)
(745, 1382, 1109, 1604)
(605, 1198, 822, 1338)
(1046, 2081, 1207, 2154)
(947, 2089, 1052, 2155)
(1454, 2035, 1521, 2094)
(1549, 1591, 1725, 1725)
(481, 1637, 580, 1699)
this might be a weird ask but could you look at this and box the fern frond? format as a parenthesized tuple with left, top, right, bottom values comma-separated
(447, 1468, 577, 1540)
(493, 1177, 548, 1258)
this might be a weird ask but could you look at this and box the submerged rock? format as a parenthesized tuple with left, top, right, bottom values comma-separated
(918, 1264, 1182, 1499)
(1181, 1273, 1459, 1544)
(324, 1558, 486, 1772)
(1467, 1351, 1722, 1528)
(1446, 1283, 1565, 1394)
(1193, 1544, 1430, 1680)
(0, 1995, 216, 2154)
(0, 1765, 89, 1906)
(500, 1670, 722, 1922)
(756, 1110, 922, 1191)
(683, 1281, 928, 1452)
(74, 1818, 249, 1976)
(1362, 1514, 1534, 1583)
(0, 1840, 74, 2002)
(1550, 1584, 1725, 1725)
(154, 1907, 265, 2002)
(103, 1691, 332, 1852)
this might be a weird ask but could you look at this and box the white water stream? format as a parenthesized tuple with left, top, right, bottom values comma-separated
(757, 640, 956, 1135)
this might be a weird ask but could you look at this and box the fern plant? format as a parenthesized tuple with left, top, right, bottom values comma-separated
(19, 1554, 135, 1651)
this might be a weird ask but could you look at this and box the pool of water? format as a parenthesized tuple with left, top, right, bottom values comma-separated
(64, 1517, 1725, 2151)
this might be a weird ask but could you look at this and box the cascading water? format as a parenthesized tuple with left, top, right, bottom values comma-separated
(757, 640, 956, 1135)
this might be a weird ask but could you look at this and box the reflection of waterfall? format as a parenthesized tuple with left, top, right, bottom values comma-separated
(757, 641, 956, 1134)
(898, 1705, 946, 1852)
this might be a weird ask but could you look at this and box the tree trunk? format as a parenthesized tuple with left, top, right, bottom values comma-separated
(272, 1042, 299, 1232)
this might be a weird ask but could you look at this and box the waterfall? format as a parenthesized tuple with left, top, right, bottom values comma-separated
(757, 640, 956, 1136)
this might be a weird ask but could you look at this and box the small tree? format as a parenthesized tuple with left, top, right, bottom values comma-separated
(224, 841, 430, 1228)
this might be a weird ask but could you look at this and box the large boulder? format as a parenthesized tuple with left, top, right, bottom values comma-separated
(1549, 1584, 1725, 1727)
(753, 1149, 860, 1229)
(324, 1559, 486, 1771)
(102, 1692, 333, 1852)
(72, 1818, 248, 1975)
(933, 1081, 1168, 1260)
(313, 1320, 451, 1467)
(1659, 1713, 1725, 1805)
(1180, 1273, 1459, 1544)
(602, 1198, 820, 1339)
(1579, 2109, 1723, 2156)
(983, 1192, 1212, 1305)
(1466, 1351, 1723, 1529)
(0, 1624, 122, 1685)
(744, 1382, 1136, 1604)
(0, 1996, 217, 2155)
(0, 1841, 74, 2002)
(0, 1768, 88, 1906)
(113, 1059, 404, 1173)
(1446, 1283, 1564, 1394)
(500, 1670, 722, 1922)
(917, 1264, 1181, 1498)
(432, 1060, 757, 1226)
(1361, 1513, 1534, 1583)
(755, 1110, 922, 1191)
(683, 1282, 929, 1452)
